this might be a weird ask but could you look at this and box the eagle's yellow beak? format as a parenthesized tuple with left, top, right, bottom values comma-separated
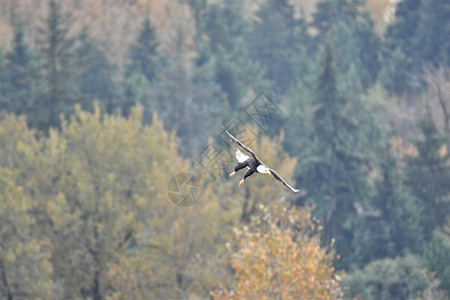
(265, 170, 271, 175)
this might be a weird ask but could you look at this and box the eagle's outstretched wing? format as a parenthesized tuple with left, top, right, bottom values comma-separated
(221, 124, 257, 160)
(269, 169, 300, 193)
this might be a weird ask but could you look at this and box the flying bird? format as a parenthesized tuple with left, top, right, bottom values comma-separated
(221, 124, 300, 193)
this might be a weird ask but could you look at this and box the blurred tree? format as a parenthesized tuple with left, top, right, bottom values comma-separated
(75, 29, 121, 114)
(123, 16, 163, 116)
(248, 0, 307, 94)
(300, 45, 375, 269)
(212, 203, 343, 299)
(423, 224, 450, 294)
(2, 23, 37, 115)
(415, 1, 450, 70)
(148, 55, 225, 156)
(191, 0, 265, 110)
(0, 117, 53, 299)
(126, 17, 162, 83)
(382, 0, 450, 95)
(0, 52, 8, 104)
(352, 151, 423, 266)
(344, 255, 429, 300)
(32, 0, 81, 129)
(405, 113, 450, 237)
(310, 0, 381, 89)
(0, 105, 187, 298)
(381, 0, 421, 95)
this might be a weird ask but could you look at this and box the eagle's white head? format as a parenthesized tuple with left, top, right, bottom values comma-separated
(257, 164, 271, 175)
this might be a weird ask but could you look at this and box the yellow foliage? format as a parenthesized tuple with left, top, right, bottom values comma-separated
(212, 203, 343, 300)
(0, 110, 318, 298)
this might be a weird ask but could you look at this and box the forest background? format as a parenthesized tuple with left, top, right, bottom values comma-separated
(0, 0, 449, 299)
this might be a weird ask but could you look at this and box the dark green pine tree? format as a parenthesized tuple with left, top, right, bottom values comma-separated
(352, 151, 423, 267)
(190, 0, 266, 110)
(423, 225, 450, 294)
(148, 56, 226, 156)
(33, 0, 81, 129)
(300, 45, 373, 269)
(4, 23, 37, 115)
(123, 16, 163, 116)
(405, 112, 450, 237)
(311, 0, 380, 89)
(0, 52, 9, 106)
(75, 29, 120, 113)
(382, 0, 450, 95)
(415, 0, 450, 69)
(381, 0, 422, 95)
(126, 17, 161, 82)
(248, 0, 305, 94)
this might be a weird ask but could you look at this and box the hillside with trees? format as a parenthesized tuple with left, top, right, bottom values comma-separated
(0, 0, 449, 299)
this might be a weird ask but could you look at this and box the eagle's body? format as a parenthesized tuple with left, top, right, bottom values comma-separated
(221, 124, 300, 193)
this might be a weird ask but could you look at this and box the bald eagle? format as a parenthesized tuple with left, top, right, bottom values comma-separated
(221, 124, 300, 193)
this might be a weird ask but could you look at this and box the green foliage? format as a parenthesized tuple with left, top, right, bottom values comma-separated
(2, 24, 37, 115)
(382, 0, 450, 94)
(191, 0, 265, 110)
(123, 16, 164, 116)
(352, 152, 423, 266)
(345, 255, 428, 300)
(249, 0, 306, 93)
(125, 17, 162, 83)
(75, 29, 121, 114)
(311, 0, 381, 88)
(0, 52, 8, 104)
(300, 45, 378, 269)
(423, 225, 450, 293)
(405, 113, 450, 236)
(33, 0, 81, 129)
(148, 57, 226, 156)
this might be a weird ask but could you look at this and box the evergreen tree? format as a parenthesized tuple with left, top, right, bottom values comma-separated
(381, 0, 422, 95)
(123, 16, 163, 116)
(300, 45, 374, 269)
(0, 52, 8, 106)
(415, 0, 450, 68)
(405, 113, 450, 237)
(311, 0, 380, 89)
(345, 255, 429, 299)
(125, 17, 162, 82)
(248, 0, 306, 94)
(4, 23, 37, 115)
(382, 0, 450, 95)
(75, 29, 120, 113)
(352, 152, 423, 266)
(191, 0, 265, 110)
(33, 0, 81, 129)
(423, 225, 450, 294)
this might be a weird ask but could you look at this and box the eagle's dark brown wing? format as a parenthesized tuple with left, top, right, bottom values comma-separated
(221, 124, 258, 160)
(269, 169, 300, 193)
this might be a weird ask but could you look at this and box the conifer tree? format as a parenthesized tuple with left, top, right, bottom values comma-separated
(33, 0, 81, 129)
(249, 0, 305, 94)
(190, 0, 265, 110)
(0, 52, 8, 106)
(353, 151, 423, 266)
(123, 16, 163, 116)
(4, 23, 37, 115)
(75, 29, 120, 113)
(311, 0, 380, 88)
(405, 113, 450, 236)
(382, 0, 450, 94)
(301, 45, 373, 269)
(126, 17, 162, 82)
